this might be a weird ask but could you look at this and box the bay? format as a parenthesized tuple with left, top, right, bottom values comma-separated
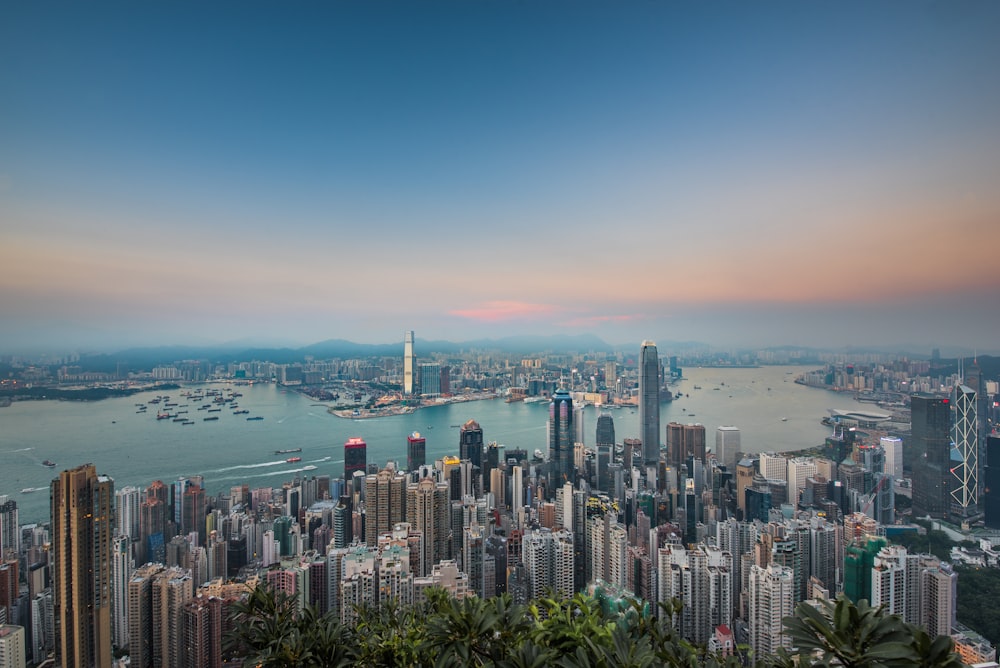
(0, 365, 876, 523)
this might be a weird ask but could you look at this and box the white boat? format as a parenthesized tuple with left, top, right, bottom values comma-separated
(534, 449, 544, 459)
(302, 465, 318, 471)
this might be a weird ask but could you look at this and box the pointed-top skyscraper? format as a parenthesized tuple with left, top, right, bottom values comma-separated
(549, 389, 575, 492)
(639, 340, 660, 468)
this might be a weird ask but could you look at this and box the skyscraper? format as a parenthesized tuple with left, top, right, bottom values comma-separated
(715, 426, 741, 470)
(748, 563, 794, 656)
(910, 394, 952, 518)
(638, 340, 660, 468)
(364, 467, 406, 547)
(52, 463, 114, 668)
(406, 432, 426, 472)
(403, 331, 415, 395)
(984, 436, 1000, 529)
(951, 384, 979, 517)
(344, 437, 367, 480)
(459, 420, 484, 469)
(595, 413, 616, 448)
(549, 389, 575, 491)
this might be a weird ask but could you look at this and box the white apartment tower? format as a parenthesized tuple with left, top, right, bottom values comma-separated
(748, 563, 794, 656)
(880, 437, 903, 481)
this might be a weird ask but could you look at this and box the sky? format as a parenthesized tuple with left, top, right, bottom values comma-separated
(2, 1, 999, 354)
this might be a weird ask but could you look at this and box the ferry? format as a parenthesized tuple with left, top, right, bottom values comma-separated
(286, 457, 302, 463)
(42, 460, 56, 467)
(275, 448, 302, 454)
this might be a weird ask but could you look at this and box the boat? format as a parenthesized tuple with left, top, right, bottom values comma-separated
(247, 416, 264, 421)
(275, 448, 302, 454)
(203, 416, 219, 421)
(173, 418, 185, 422)
(22, 488, 35, 494)
(234, 409, 249, 414)
(182, 421, 195, 425)
(781, 417, 788, 422)
(286, 457, 302, 463)
(533, 449, 544, 460)
(42, 460, 56, 467)
(302, 465, 318, 471)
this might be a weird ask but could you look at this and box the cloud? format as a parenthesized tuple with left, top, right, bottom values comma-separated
(449, 301, 560, 322)
(558, 313, 648, 328)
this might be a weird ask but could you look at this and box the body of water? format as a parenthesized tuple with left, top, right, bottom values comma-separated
(0, 365, 875, 523)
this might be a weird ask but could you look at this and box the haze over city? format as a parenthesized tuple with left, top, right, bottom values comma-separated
(2, 2, 999, 353)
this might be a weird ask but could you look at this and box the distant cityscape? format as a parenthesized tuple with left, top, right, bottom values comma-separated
(0, 335, 998, 666)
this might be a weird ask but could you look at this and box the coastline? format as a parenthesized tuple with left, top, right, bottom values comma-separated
(325, 392, 503, 420)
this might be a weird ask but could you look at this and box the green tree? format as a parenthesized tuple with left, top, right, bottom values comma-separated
(780, 594, 962, 668)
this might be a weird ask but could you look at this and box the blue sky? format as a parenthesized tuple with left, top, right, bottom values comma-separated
(2, 2, 999, 353)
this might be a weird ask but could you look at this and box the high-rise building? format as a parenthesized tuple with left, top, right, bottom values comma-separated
(419, 363, 441, 396)
(910, 394, 952, 518)
(951, 384, 979, 517)
(406, 478, 449, 577)
(0, 498, 18, 561)
(459, 420, 484, 470)
(984, 436, 1000, 529)
(111, 535, 133, 652)
(549, 390, 575, 491)
(715, 426, 741, 470)
(639, 341, 660, 468)
(596, 413, 615, 448)
(406, 432, 426, 472)
(881, 437, 903, 481)
(364, 468, 406, 547)
(522, 528, 574, 601)
(748, 563, 794, 656)
(403, 331, 415, 395)
(344, 438, 367, 481)
(0, 625, 25, 668)
(183, 484, 207, 546)
(52, 463, 114, 668)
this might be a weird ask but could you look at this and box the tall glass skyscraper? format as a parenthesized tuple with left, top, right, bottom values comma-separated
(951, 384, 979, 516)
(910, 394, 951, 519)
(639, 340, 660, 468)
(549, 389, 575, 492)
(403, 331, 415, 395)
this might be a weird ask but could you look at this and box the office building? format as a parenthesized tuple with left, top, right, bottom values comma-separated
(715, 426, 740, 470)
(459, 420, 484, 470)
(549, 389, 575, 491)
(403, 330, 415, 395)
(344, 437, 367, 480)
(881, 437, 903, 481)
(951, 384, 979, 517)
(52, 464, 114, 668)
(596, 413, 615, 448)
(406, 432, 426, 472)
(985, 436, 1000, 529)
(638, 341, 661, 468)
(419, 363, 441, 396)
(910, 394, 952, 518)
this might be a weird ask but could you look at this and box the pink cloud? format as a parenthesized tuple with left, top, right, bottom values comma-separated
(449, 301, 560, 322)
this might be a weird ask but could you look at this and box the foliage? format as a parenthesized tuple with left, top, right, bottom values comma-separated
(780, 594, 962, 668)
(956, 565, 1000, 645)
(226, 585, 963, 668)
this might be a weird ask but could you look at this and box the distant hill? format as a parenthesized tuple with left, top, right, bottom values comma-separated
(70, 333, 615, 372)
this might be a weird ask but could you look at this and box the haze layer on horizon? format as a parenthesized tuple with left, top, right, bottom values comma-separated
(2, 2, 999, 354)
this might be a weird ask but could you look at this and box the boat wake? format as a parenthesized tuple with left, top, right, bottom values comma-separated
(211, 460, 287, 472)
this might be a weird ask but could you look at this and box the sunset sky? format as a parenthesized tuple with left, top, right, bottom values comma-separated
(2, 2, 999, 353)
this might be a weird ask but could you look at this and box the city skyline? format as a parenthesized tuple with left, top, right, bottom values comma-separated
(3, 2, 1000, 352)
